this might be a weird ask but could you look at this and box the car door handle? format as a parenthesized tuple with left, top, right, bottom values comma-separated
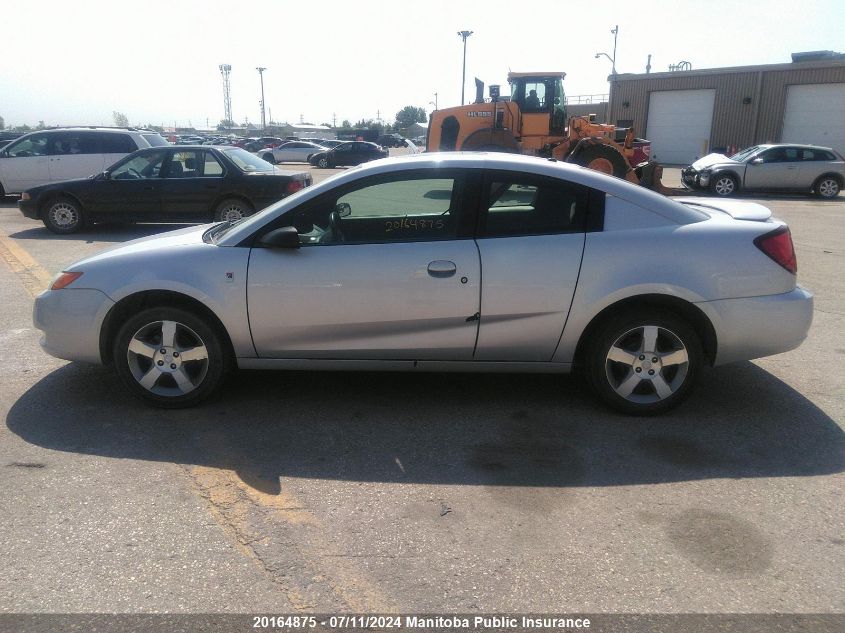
(427, 260, 456, 277)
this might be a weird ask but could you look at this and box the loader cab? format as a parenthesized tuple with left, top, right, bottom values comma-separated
(508, 72, 567, 135)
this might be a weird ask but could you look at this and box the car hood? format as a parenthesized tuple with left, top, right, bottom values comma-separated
(690, 153, 741, 170)
(66, 224, 212, 270)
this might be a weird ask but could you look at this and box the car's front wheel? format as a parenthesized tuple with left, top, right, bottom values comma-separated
(316, 156, 330, 168)
(213, 198, 253, 222)
(585, 309, 702, 415)
(43, 197, 86, 234)
(710, 173, 738, 196)
(113, 307, 229, 408)
(814, 176, 841, 199)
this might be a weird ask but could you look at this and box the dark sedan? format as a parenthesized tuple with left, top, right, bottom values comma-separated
(19, 146, 312, 234)
(308, 141, 388, 168)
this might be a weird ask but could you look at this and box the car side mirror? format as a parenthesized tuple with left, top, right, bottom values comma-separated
(750, 158, 764, 165)
(334, 202, 351, 217)
(257, 226, 300, 249)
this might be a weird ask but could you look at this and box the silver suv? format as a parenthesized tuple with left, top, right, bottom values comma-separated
(682, 144, 845, 199)
(0, 127, 168, 195)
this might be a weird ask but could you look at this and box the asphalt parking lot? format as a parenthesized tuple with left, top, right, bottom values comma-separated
(0, 165, 842, 614)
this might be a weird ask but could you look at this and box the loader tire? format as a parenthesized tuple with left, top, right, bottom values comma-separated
(572, 144, 630, 179)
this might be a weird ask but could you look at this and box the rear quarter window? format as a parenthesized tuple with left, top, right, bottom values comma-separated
(100, 133, 137, 153)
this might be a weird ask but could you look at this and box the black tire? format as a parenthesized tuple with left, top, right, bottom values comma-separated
(262, 152, 276, 164)
(813, 175, 841, 199)
(112, 306, 229, 408)
(42, 196, 86, 234)
(316, 156, 330, 168)
(213, 197, 253, 222)
(710, 173, 738, 197)
(571, 144, 629, 179)
(584, 309, 702, 416)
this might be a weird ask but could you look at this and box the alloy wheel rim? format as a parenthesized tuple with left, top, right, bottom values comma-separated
(605, 325, 689, 404)
(126, 320, 209, 397)
(50, 203, 78, 227)
(819, 179, 839, 197)
(714, 178, 734, 195)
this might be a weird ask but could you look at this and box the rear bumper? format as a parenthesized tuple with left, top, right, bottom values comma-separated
(698, 286, 814, 366)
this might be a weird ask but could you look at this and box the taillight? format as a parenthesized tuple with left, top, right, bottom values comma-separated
(754, 226, 797, 274)
(286, 180, 304, 194)
(51, 271, 83, 290)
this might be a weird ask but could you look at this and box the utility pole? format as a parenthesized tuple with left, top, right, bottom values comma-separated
(256, 67, 267, 130)
(430, 92, 439, 110)
(219, 64, 233, 125)
(457, 31, 473, 105)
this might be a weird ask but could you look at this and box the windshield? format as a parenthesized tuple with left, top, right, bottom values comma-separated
(729, 145, 762, 161)
(209, 167, 360, 243)
(224, 148, 275, 172)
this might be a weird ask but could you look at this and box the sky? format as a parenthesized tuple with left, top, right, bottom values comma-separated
(2, 0, 844, 130)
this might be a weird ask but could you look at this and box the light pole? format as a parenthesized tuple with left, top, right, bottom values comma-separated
(595, 25, 619, 124)
(430, 92, 438, 110)
(256, 67, 267, 130)
(457, 30, 473, 105)
(594, 25, 618, 75)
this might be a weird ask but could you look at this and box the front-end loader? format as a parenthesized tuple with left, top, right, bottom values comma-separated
(426, 71, 684, 194)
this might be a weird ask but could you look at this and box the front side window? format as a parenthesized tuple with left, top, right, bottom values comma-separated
(5, 133, 50, 157)
(282, 173, 467, 246)
(480, 173, 589, 237)
(760, 147, 800, 163)
(110, 151, 166, 179)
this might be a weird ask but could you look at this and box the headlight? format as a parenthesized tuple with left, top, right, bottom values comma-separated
(21, 192, 31, 201)
(700, 169, 711, 176)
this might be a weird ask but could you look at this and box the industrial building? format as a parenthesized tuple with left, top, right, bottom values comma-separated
(606, 52, 845, 164)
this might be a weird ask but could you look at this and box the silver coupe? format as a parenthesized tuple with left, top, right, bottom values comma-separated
(33, 153, 813, 415)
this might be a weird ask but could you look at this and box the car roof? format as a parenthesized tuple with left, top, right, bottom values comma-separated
(753, 143, 836, 151)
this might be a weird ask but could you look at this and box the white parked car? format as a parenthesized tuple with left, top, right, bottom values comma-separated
(0, 127, 169, 195)
(258, 141, 328, 164)
(33, 153, 813, 414)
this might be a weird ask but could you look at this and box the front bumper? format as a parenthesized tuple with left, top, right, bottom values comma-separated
(681, 166, 708, 190)
(698, 286, 814, 366)
(18, 198, 39, 220)
(33, 288, 115, 364)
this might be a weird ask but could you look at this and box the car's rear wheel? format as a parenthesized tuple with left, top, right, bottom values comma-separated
(711, 173, 738, 196)
(43, 197, 86, 234)
(113, 307, 229, 408)
(262, 152, 276, 164)
(213, 198, 253, 222)
(814, 176, 841, 199)
(585, 309, 702, 415)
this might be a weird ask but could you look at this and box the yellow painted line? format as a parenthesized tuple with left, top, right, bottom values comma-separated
(0, 235, 54, 298)
(0, 233, 54, 298)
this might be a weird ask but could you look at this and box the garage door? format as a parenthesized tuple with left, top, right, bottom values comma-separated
(782, 83, 845, 156)
(646, 89, 716, 165)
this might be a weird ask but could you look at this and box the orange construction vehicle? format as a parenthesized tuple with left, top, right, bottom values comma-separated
(426, 71, 678, 193)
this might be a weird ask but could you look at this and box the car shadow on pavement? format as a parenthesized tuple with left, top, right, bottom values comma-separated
(7, 361, 844, 493)
(9, 223, 194, 243)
